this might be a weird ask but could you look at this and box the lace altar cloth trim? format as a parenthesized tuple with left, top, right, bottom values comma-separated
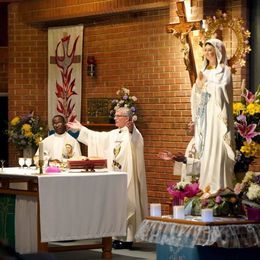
(135, 218, 260, 248)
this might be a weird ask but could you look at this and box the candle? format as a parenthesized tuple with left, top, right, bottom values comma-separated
(173, 205, 185, 219)
(150, 203, 161, 217)
(201, 208, 214, 222)
(39, 138, 44, 161)
(201, 19, 208, 31)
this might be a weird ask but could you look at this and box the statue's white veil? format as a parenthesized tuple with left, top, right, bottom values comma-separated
(202, 38, 228, 74)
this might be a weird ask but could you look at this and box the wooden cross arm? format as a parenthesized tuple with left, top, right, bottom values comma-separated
(166, 21, 201, 35)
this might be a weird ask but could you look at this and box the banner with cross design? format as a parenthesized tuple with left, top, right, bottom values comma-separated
(48, 25, 83, 129)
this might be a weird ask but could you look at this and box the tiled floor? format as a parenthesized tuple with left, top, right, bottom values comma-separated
(52, 241, 156, 260)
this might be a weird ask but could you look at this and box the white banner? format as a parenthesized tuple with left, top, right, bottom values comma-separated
(48, 25, 83, 129)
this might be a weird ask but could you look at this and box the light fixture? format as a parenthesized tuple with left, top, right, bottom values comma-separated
(87, 56, 96, 77)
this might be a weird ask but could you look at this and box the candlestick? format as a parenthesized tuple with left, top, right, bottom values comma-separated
(39, 159, 44, 174)
(201, 208, 214, 222)
(38, 138, 44, 174)
(173, 205, 185, 219)
(39, 139, 44, 161)
(150, 203, 161, 217)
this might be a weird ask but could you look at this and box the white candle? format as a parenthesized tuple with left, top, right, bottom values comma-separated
(201, 19, 208, 31)
(150, 203, 161, 217)
(201, 208, 214, 222)
(39, 138, 44, 161)
(173, 205, 185, 219)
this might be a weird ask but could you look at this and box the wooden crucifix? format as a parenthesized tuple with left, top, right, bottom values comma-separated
(166, 1, 201, 86)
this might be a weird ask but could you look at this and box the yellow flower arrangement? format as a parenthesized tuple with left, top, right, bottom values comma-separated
(10, 116, 20, 126)
(8, 112, 45, 149)
(233, 102, 245, 115)
(233, 84, 260, 172)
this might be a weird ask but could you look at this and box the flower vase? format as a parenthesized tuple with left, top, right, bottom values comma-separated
(167, 197, 184, 215)
(172, 197, 185, 219)
(172, 197, 184, 206)
(246, 207, 260, 221)
(23, 146, 35, 159)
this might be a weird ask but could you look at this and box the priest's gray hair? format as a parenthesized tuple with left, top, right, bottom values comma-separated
(116, 107, 133, 118)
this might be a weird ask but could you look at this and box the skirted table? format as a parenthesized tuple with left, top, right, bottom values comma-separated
(0, 167, 128, 258)
(135, 216, 260, 260)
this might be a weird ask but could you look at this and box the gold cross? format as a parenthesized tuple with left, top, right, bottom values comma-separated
(166, 1, 201, 86)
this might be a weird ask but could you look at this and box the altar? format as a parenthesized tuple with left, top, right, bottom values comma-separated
(0, 168, 128, 258)
(136, 216, 260, 260)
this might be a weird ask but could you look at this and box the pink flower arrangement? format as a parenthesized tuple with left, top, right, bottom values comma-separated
(233, 84, 260, 172)
(109, 87, 138, 122)
(167, 181, 200, 200)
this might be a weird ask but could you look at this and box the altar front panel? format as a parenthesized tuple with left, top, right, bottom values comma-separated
(38, 171, 128, 242)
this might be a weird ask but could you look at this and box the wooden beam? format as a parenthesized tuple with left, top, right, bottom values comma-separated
(19, 1, 170, 24)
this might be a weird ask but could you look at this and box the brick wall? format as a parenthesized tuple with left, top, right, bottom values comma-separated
(0, 3, 8, 93)
(8, 4, 48, 162)
(0, 59, 8, 92)
(8, 0, 259, 212)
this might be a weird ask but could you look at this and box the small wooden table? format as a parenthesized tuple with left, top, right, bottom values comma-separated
(136, 216, 260, 260)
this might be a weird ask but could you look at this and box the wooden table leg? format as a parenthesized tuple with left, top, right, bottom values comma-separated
(102, 237, 112, 258)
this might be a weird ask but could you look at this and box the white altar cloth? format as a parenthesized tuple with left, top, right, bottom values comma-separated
(1, 168, 127, 252)
(38, 171, 127, 242)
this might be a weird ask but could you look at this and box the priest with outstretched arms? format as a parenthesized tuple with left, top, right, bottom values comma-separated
(67, 107, 148, 250)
